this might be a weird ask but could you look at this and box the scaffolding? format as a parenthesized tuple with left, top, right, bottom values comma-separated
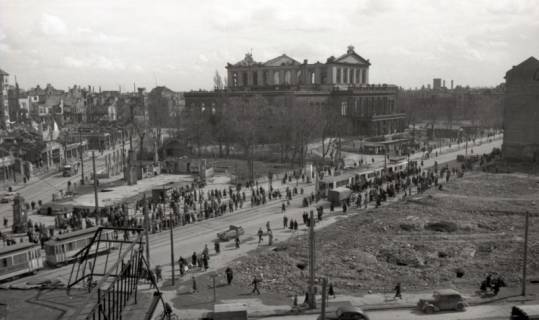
(66, 227, 172, 320)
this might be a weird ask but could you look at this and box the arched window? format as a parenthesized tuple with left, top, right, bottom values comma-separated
(232, 73, 238, 87)
(273, 71, 280, 85)
(284, 70, 291, 85)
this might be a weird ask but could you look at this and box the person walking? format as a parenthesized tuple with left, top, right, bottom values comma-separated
(191, 251, 197, 267)
(192, 276, 198, 293)
(251, 276, 261, 295)
(394, 282, 402, 299)
(225, 267, 233, 285)
(155, 265, 162, 282)
(283, 215, 288, 229)
(214, 241, 220, 254)
(257, 227, 264, 245)
(328, 282, 335, 299)
(235, 236, 240, 249)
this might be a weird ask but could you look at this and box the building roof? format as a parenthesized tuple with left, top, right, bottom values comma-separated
(0, 68, 8, 76)
(333, 45, 371, 66)
(232, 53, 260, 67)
(505, 56, 539, 82)
(263, 54, 301, 67)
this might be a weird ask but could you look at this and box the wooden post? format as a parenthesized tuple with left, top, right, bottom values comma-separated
(92, 151, 99, 225)
(522, 211, 529, 296)
(167, 185, 175, 286)
(143, 194, 151, 271)
(79, 128, 84, 185)
(308, 210, 316, 309)
(320, 278, 327, 320)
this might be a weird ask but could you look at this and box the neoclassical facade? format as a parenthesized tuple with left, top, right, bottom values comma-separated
(185, 46, 405, 137)
(226, 46, 370, 88)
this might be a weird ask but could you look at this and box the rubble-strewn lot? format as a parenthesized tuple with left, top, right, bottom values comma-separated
(232, 172, 539, 296)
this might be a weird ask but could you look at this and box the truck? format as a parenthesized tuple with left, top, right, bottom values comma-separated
(327, 187, 352, 205)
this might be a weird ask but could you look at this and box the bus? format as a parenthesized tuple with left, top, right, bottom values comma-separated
(0, 242, 43, 282)
(44, 227, 115, 267)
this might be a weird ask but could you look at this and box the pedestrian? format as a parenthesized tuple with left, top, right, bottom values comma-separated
(192, 276, 198, 293)
(394, 282, 402, 299)
(225, 267, 233, 285)
(251, 276, 261, 295)
(257, 227, 264, 245)
(178, 257, 185, 276)
(155, 265, 162, 282)
(283, 215, 288, 229)
(203, 244, 209, 258)
(266, 221, 271, 232)
(203, 254, 209, 270)
(328, 282, 335, 299)
(267, 229, 273, 246)
(281, 203, 286, 213)
(191, 251, 197, 267)
(235, 236, 240, 249)
(214, 241, 220, 254)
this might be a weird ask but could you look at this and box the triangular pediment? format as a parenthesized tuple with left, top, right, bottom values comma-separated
(335, 53, 369, 65)
(263, 54, 300, 67)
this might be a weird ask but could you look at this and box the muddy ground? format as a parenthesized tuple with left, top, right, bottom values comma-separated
(231, 171, 539, 296)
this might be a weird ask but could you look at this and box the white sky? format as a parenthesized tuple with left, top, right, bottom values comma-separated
(1, 0, 538, 91)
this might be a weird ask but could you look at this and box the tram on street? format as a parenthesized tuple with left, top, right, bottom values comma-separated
(0, 242, 43, 282)
(44, 227, 115, 267)
(318, 160, 409, 197)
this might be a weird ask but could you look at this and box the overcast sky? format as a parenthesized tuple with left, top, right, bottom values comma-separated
(1, 0, 538, 91)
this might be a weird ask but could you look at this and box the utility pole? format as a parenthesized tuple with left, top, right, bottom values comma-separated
(166, 185, 175, 286)
(92, 151, 99, 225)
(122, 129, 126, 180)
(320, 277, 328, 320)
(308, 210, 316, 309)
(143, 194, 151, 271)
(79, 128, 85, 185)
(522, 211, 529, 296)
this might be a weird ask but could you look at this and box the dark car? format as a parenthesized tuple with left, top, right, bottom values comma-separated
(417, 289, 466, 313)
(318, 306, 369, 320)
(511, 305, 539, 319)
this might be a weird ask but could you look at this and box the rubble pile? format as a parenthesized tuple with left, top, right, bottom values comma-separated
(234, 172, 539, 295)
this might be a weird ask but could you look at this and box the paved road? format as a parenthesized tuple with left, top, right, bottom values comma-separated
(3, 138, 503, 290)
(0, 145, 128, 231)
(262, 304, 511, 320)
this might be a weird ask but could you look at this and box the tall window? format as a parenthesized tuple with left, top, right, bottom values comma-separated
(297, 70, 303, 84)
(273, 71, 280, 85)
(311, 71, 316, 84)
(359, 69, 364, 84)
(336, 68, 341, 84)
(344, 68, 349, 83)
(341, 101, 347, 116)
(233, 72, 238, 87)
(253, 71, 258, 86)
(284, 70, 291, 85)
(242, 72, 248, 86)
(263, 70, 269, 85)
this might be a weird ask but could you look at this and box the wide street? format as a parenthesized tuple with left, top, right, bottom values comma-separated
(263, 304, 512, 320)
(2, 136, 506, 320)
(0, 144, 129, 232)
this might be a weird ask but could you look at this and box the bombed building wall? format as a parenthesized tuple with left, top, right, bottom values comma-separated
(502, 57, 539, 162)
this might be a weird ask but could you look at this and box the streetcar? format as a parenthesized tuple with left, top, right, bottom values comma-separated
(44, 227, 115, 267)
(318, 160, 409, 197)
(0, 242, 43, 282)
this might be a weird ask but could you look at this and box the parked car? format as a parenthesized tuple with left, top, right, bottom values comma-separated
(0, 192, 18, 203)
(317, 306, 369, 320)
(217, 225, 244, 241)
(510, 305, 539, 320)
(417, 289, 466, 313)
